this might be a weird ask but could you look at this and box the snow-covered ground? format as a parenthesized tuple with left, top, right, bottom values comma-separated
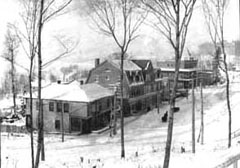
(1, 71, 240, 168)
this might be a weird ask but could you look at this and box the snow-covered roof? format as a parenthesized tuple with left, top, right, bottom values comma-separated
(25, 81, 114, 103)
(110, 60, 142, 71)
(161, 68, 197, 72)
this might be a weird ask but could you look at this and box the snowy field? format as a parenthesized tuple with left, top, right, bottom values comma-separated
(1, 71, 240, 168)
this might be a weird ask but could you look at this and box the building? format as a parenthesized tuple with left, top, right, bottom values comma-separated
(86, 59, 165, 116)
(157, 59, 198, 90)
(24, 81, 114, 134)
(160, 68, 197, 90)
(157, 58, 198, 69)
(158, 59, 214, 90)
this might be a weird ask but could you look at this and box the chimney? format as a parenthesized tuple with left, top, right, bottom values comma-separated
(57, 80, 61, 84)
(80, 80, 84, 85)
(95, 58, 100, 67)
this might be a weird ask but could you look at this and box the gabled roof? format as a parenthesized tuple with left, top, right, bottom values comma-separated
(110, 60, 141, 71)
(131, 59, 151, 69)
(25, 81, 114, 102)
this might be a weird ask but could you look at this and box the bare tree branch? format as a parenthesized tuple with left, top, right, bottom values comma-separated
(42, 36, 78, 68)
(43, 0, 73, 23)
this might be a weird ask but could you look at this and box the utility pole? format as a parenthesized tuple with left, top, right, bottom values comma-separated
(109, 84, 118, 136)
(168, 79, 171, 104)
(192, 78, 195, 153)
(61, 102, 64, 142)
(110, 94, 114, 137)
(41, 101, 45, 161)
(157, 89, 160, 114)
(200, 82, 204, 145)
(113, 87, 117, 135)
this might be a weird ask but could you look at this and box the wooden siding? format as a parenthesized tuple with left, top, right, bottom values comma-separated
(69, 101, 88, 118)
(88, 96, 113, 130)
(87, 61, 130, 98)
(25, 96, 114, 133)
(87, 60, 165, 115)
(26, 98, 88, 133)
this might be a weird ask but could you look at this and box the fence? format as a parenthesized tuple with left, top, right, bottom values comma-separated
(214, 153, 240, 168)
(1, 124, 27, 134)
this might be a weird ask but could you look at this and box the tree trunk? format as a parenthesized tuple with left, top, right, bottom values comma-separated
(29, 71, 35, 168)
(11, 56, 17, 114)
(157, 90, 160, 114)
(120, 50, 125, 158)
(163, 61, 181, 168)
(163, 2, 180, 168)
(225, 64, 231, 148)
(113, 90, 117, 135)
(200, 82, 204, 145)
(221, 35, 231, 148)
(192, 78, 195, 153)
(61, 104, 64, 142)
(35, 0, 44, 167)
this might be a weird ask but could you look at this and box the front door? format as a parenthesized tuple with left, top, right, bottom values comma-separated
(70, 117, 82, 132)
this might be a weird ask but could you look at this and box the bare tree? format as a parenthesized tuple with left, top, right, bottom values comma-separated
(0, 71, 12, 96)
(18, 2, 39, 167)
(142, 0, 197, 167)
(14, 0, 73, 167)
(34, 0, 73, 167)
(202, 0, 232, 148)
(1, 26, 20, 115)
(84, 0, 147, 158)
(0, 27, 19, 168)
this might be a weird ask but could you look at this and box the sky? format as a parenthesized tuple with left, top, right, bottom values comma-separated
(0, 0, 239, 80)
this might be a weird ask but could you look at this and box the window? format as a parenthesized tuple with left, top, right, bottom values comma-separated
(131, 104, 136, 111)
(99, 102, 102, 111)
(55, 120, 60, 130)
(107, 99, 110, 108)
(49, 102, 54, 112)
(63, 103, 69, 113)
(36, 101, 39, 110)
(57, 102, 62, 112)
(91, 102, 96, 112)
(26, 115, 31, 129)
